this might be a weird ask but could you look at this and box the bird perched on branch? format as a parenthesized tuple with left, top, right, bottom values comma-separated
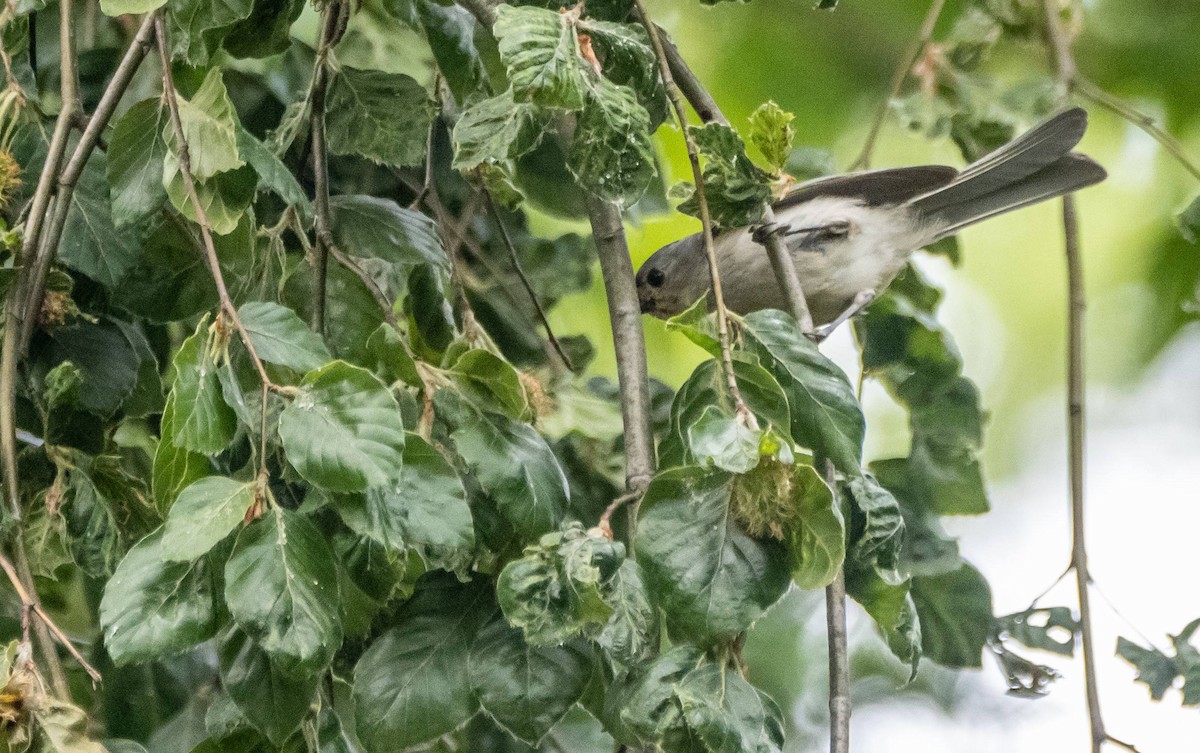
(635, 107, 1106, 337)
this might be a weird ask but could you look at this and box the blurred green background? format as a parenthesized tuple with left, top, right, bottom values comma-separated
(534, 0, 1200, 748)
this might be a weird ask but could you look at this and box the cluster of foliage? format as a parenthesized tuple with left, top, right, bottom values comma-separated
(0, 0, 1197, 751)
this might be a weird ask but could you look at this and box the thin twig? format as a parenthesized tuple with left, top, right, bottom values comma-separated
(1073, 77, 1200, 182)
(657, 32, 815, 333)
(309, 0, 345, 335)
(634, 0, 757, 430)
(0, 551, 101, 685)
(822, 459, 850, 753)
(850, 0, 947, 170)
(1042, 3, 1135, 752)
(21, 12, 159, 351)
(155, 17, 288, 481)
(597, 490, 640, 540)
(480, 188, 576, 372)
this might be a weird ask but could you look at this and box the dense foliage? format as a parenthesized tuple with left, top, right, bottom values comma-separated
(0, 0, 1197, 752)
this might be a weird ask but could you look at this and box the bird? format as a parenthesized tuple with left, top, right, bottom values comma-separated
(635, 107, 1106, 337)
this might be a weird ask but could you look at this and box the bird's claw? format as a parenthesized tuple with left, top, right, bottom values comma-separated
(750, 222, 790, 244)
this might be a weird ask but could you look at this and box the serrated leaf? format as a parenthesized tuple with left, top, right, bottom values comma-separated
(166, 0, 254, 67)
(167, 68, 244, 179)
(224, 509, 342, 675)
(161, 477, 257, 562)
(910, 562, 993, 668)
(446, 348, 530, 420)
(99, 529, 216, 665)
(332, 435, 474, 572)
(1118, 637, 1179, 701)
(469, 619, 592, 745)
(238, 301, 332, 372)
(107, 98, 169, 226)
(218, 626, 318, 745)
(743, 309, 864, 473)
(596, 559, 658, 669)
(440, 391, 569, 539)
(168, 320, 237, 454)
(568, 75, 657, 206)
(61, 153, 140, 287)
(451, 88, 545, 170)
(748, 101, 795, 173)
(578, 19, 665, 125)
(497, 521, 624, 645)
(353, 574, 492, 750)
(278, 361, 407, 492)
(678, 122, 772, 228)
(637, 466, 791, 644)
(329, 195, 447, 270)
(326, 67, 434, 168)
(493, 5, 587, 109)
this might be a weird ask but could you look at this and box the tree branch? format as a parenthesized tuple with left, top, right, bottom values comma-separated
(657, 28, 847, 752)
(20, 12, 159, 352)
(850, 0, 947, 170)
(1041, 4, 1136, 752)
(309, 0, 346, 335)
(634, 0, 756, 429)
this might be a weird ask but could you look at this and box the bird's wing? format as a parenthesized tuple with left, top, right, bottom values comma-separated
(774, 165, 959, 210)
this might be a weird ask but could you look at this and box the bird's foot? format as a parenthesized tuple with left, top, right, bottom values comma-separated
(814, 289, 877, 341)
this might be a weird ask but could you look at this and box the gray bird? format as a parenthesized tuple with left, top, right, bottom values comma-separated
(635, 107, 1106, 336)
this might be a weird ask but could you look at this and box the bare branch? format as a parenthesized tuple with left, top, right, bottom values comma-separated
(309, 0, 347, 335)
(850, 0, 948, 170)
(822, 461, 850, 753)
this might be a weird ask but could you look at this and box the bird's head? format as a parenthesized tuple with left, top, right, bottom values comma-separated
(635, 235, 709, 319)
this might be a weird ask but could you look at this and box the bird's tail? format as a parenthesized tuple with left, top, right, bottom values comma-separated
(909, 107, 1107, 239)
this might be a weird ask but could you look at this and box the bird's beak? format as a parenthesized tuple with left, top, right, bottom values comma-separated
(639, 297, 656, 314)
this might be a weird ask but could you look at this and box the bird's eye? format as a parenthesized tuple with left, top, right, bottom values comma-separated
(647, 268, 665, 288)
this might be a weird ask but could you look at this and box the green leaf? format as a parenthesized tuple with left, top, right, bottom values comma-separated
(100, 0, 165, 15)
(167, 68, 244, 179)
(161, 477, 257, 562)
(167, 0, 254, 66)
(329, 195, 448, 270)
(596, 560, 658, 669)
(326, 67, 434, 168)
(440, 392, 569, 539)
(278, 361, 407, 492)
(844, 474, 906, 585)
(637, 466, 791, 644)
(222, 0, 305, 59)
(107, 99, 169, 226)
(497, 521, 624, 645)
(61, 153, 140, 287)
(1179, 194, 1200, 243)
(844, 563, 921, 677)
(786, 463, 845, 590)
(153, 394, 210, 514)
(747, 101, 795, 173)
(870, 457, 961, 577)
(332, 435, 475, 573)
(235, 125, 313, 220)
(48, 322, 141, 415)
(163, 161, 257, 235)
(469, 619, 592, 745)
(677, 122, 772, 228)
(742, 309, 865, 473)
(238, 301, 332, 372)
(32, 699, 107, 753)
(168, 320, 237, 454)
(493, 5, 587, 109)
(622, 646, 785, 753)
(910, 562, 993, 668)
(353, 574, 492, 750)
(995, 606, 1078, 657)
(224, 509, 342, 675)
(578, 19, 666, 125)
(1118, 637, 1180, 701)
(365, 323, 419, 386)
(451, 88, 545, 171)
(446, 348, 530, 420)
(99, 529, 216, 665)
(568, 75, 657, 206)
(419, 2, 486, 101)
(218, 626, 318, 745)
(688, 405, 762, 474)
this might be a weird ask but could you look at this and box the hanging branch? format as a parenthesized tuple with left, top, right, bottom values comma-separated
(155, 17, 289, 478)
(1040, 3, 1137, 752)
(655, 29, 848, 753)
(634, 0, 757, 430)
(850, 0, 948, 170)
(479, 188, 576, 372)
(308, 0, 348, 334)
